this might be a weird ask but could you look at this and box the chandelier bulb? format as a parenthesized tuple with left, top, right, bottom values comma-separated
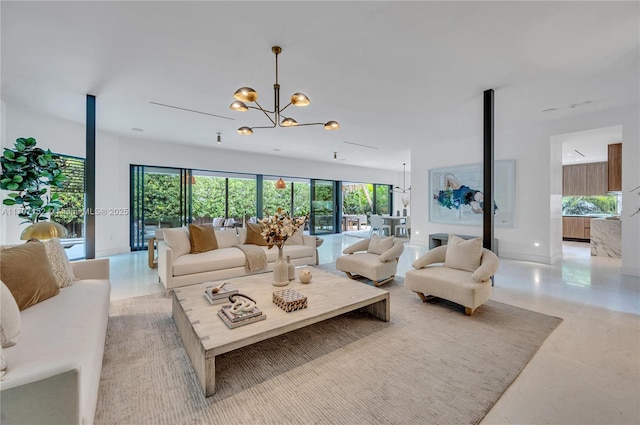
(281, 117, 298, 127)
(237, 127, 253, 135)
(291, 93, 310, 106)
(233, 87, 258, 103)
(324, 121, 340, 130)
(230, 101, 248, 112)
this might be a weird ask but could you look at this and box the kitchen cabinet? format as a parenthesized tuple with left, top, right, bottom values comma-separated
(563, 162, 608, 196)
(586, 162, 608, 195)
(563, 164, 586, 196)
(608, 143, 622, 192)
(563, 216, 590, 240)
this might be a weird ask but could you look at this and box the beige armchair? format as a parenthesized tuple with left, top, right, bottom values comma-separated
(336, 235, 405, 286)
(405, 236, 499, 315)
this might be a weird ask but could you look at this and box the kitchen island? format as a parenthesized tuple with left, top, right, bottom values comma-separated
(590, 217, 621, 258)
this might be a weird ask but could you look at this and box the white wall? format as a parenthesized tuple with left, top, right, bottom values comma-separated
(1, 103, 399, 257)
(410, 104, 640, 276)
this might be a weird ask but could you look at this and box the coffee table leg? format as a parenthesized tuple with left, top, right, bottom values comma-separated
(205, 356, 216, 397)
(362, 295, 390, 322)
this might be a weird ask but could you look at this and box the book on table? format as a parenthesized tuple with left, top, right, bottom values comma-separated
(217, 304, 266, 329)
(203, 284, 238, 304)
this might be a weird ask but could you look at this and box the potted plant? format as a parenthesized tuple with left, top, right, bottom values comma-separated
(1, 137, 67, 239)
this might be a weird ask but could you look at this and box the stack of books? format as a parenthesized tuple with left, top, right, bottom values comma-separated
(203, 283, 238, 305)
(217, 304, 266, 329)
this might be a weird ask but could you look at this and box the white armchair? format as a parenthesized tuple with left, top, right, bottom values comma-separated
(405, 235, 499, 315)
(336, 235, 405, 286)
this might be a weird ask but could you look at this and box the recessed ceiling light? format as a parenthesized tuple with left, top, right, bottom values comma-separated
(131, 127, 144, 132)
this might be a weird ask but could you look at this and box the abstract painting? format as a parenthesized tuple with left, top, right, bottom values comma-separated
(429, 160, 515, 227)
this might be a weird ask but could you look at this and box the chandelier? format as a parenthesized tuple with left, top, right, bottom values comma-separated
(230, 46, 340, 135)
(393, 163, 411, 194)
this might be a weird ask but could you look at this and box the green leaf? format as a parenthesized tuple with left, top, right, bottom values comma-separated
(7, 193, 18, 198)
(3, 150, 15, 160)
(15, 155, 27, 164)
(7, 182, 18, 190)
(2, 199, 16, 206)
(15, 140, 26, 152)
(12, 175, 23, 183)
(1, 178, 11, 184)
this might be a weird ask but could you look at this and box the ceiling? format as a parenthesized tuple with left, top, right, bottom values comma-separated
(1, 1, 638, 173)
(559, 125, 622, 165)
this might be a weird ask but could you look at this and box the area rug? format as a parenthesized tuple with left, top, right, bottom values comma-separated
(95, 272, 562, 425)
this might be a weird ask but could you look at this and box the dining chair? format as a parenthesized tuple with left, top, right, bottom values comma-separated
(395, 216, 411, 238)
(369, 215, 391, 236)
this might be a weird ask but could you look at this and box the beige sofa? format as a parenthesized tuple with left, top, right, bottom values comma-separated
(1, 258, 111, 425)
(158, 227, 316, 289)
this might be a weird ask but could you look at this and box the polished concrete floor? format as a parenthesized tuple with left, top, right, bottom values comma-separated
(107, 236, 640, 425)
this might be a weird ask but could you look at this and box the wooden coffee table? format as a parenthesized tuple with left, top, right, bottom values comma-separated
(172, 267, 390, 396)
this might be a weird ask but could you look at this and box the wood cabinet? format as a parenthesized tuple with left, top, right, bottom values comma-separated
(563, 164, 586, 196)
(608, 143, 622, 192)
(562, 216, 591, 240)
(586, 162, 608, 195)
(563, 162, 608, 196)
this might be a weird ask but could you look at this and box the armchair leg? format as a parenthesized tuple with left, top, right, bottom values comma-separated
(465, 307, 474, 316)
(416, 292, 440, 303)
(345, 272, 359, 280)
(373, 275, 394, 286)
(416, 292, 428, 302)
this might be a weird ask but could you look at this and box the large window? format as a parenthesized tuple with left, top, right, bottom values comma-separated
(228, 175, 257, 220)
(51, 155, 85, 239)
(191, 172, 226, 224)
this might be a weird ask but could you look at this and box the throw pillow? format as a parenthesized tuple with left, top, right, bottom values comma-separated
(0, 281, 21, 348)
(367, 234, 395, 255)
(189, 224, 218, 253)
(214, 229, 240, 249)
(162, 227, 191, 258)
(0, 240, 60, 311)
(444, 235, 483, 272)
(43, 238, 76, 288)
(244, 222, 268, 246)
(285, 220, 306, 245)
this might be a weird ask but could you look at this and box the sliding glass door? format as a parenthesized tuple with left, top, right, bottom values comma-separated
(310, 180, 338, 235)
(130, 166, 188, 250)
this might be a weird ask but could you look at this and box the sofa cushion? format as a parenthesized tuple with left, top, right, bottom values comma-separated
(444, 235, 482, 272)
(0, 240, 60, 311)
(245, 222, 268, 246)
(163, 227, 191, 258)
(189, 224, 218, 253)
(367, 234, 394, 255)
(43, 238, 76, 288)
(1, 281, 21, 348)
(285, 220, 306, 245)
(172, 247, 247, 277)
(215, 229, 240, 248)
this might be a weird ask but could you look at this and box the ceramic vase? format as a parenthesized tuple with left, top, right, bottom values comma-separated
(272, 246, 289, 286)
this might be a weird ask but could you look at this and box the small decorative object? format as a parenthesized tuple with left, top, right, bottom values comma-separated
(217, 294, 266, 329)
(299, 269, 312, 284)
(203, 282, 238, 305)
(402, 196, 410, 217)
(286, 255, 295, 280)
(258, 208, 306, 286)
(273, 288, 308, 312)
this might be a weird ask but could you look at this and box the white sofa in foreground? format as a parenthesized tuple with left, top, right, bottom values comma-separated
(1, 258, 111, 425)
(158, 226, 316, 289)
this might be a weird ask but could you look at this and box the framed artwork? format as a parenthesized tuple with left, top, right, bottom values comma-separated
(429, 160, 515, 227)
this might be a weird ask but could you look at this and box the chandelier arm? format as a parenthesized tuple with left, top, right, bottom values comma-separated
(254, 100, 277, 126)
(279, 102, 293, 113)
(293, 122, 326, 127)
(248, 124, 278, 130)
